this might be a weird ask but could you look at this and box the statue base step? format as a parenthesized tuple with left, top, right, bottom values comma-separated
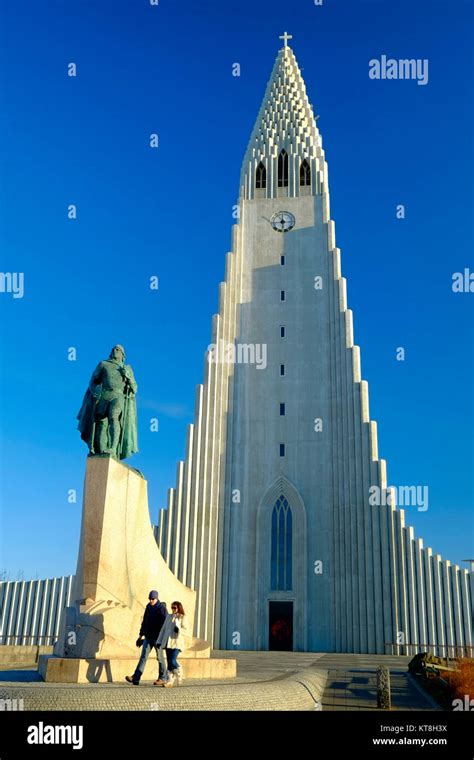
(38, 653, 236, 683)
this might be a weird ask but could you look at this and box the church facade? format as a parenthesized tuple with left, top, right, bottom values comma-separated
(154, 39, 473, 655)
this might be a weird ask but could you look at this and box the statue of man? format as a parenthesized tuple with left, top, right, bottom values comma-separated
(77, 344, 138, 460)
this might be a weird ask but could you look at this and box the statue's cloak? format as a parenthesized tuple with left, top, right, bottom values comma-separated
(77, 377, 138, 460)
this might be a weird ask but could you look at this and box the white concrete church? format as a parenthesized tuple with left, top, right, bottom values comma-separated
(2, 35, 472, 658)
(153, 35, 473, 656)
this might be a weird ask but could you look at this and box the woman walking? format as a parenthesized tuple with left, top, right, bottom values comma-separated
(154, 601, 188, 687)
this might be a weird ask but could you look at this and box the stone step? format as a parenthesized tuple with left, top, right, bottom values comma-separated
(38, 654, 236, 683)
(0, 645, 54, 664)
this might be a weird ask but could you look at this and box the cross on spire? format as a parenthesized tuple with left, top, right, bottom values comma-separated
(279, 31, 293, 49)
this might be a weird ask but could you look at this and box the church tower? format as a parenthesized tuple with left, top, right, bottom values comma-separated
(155, 36, 473, 655)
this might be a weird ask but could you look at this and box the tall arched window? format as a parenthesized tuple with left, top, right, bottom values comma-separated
(278, 149, 288, 187)
(256, 161, 266, 189)
(300, 159, 311, 187)
(271, 495, 292, 590)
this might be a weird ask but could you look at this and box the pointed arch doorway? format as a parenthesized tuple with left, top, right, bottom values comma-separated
(256, 477, 307, 651)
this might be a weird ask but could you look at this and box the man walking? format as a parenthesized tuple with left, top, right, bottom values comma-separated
(125, 590, 167, 685)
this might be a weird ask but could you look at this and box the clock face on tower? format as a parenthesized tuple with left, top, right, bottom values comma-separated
(271, 211, 295, 233)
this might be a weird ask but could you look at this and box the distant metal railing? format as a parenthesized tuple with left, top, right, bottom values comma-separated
(0, 635, 57, 646)
(385, 642, 474, 659)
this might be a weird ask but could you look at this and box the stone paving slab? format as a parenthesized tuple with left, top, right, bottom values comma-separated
(321, 669, 437, 711)
(0, 667, 326, 712)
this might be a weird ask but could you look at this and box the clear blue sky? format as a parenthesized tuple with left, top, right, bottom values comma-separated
(0, 0, 472, 580)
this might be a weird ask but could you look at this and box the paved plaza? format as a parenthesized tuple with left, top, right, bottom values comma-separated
(0, 651, 438, 711)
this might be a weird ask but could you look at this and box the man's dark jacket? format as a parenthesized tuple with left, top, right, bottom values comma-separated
(139, 601, 167, 644)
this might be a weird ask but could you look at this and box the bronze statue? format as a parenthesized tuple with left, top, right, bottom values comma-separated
(77, 344, 138, 459)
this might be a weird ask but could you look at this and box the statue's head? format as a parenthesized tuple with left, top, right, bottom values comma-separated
(110, 344, 125, 363)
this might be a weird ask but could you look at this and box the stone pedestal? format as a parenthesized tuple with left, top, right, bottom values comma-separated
(39, 456, 235, 682)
